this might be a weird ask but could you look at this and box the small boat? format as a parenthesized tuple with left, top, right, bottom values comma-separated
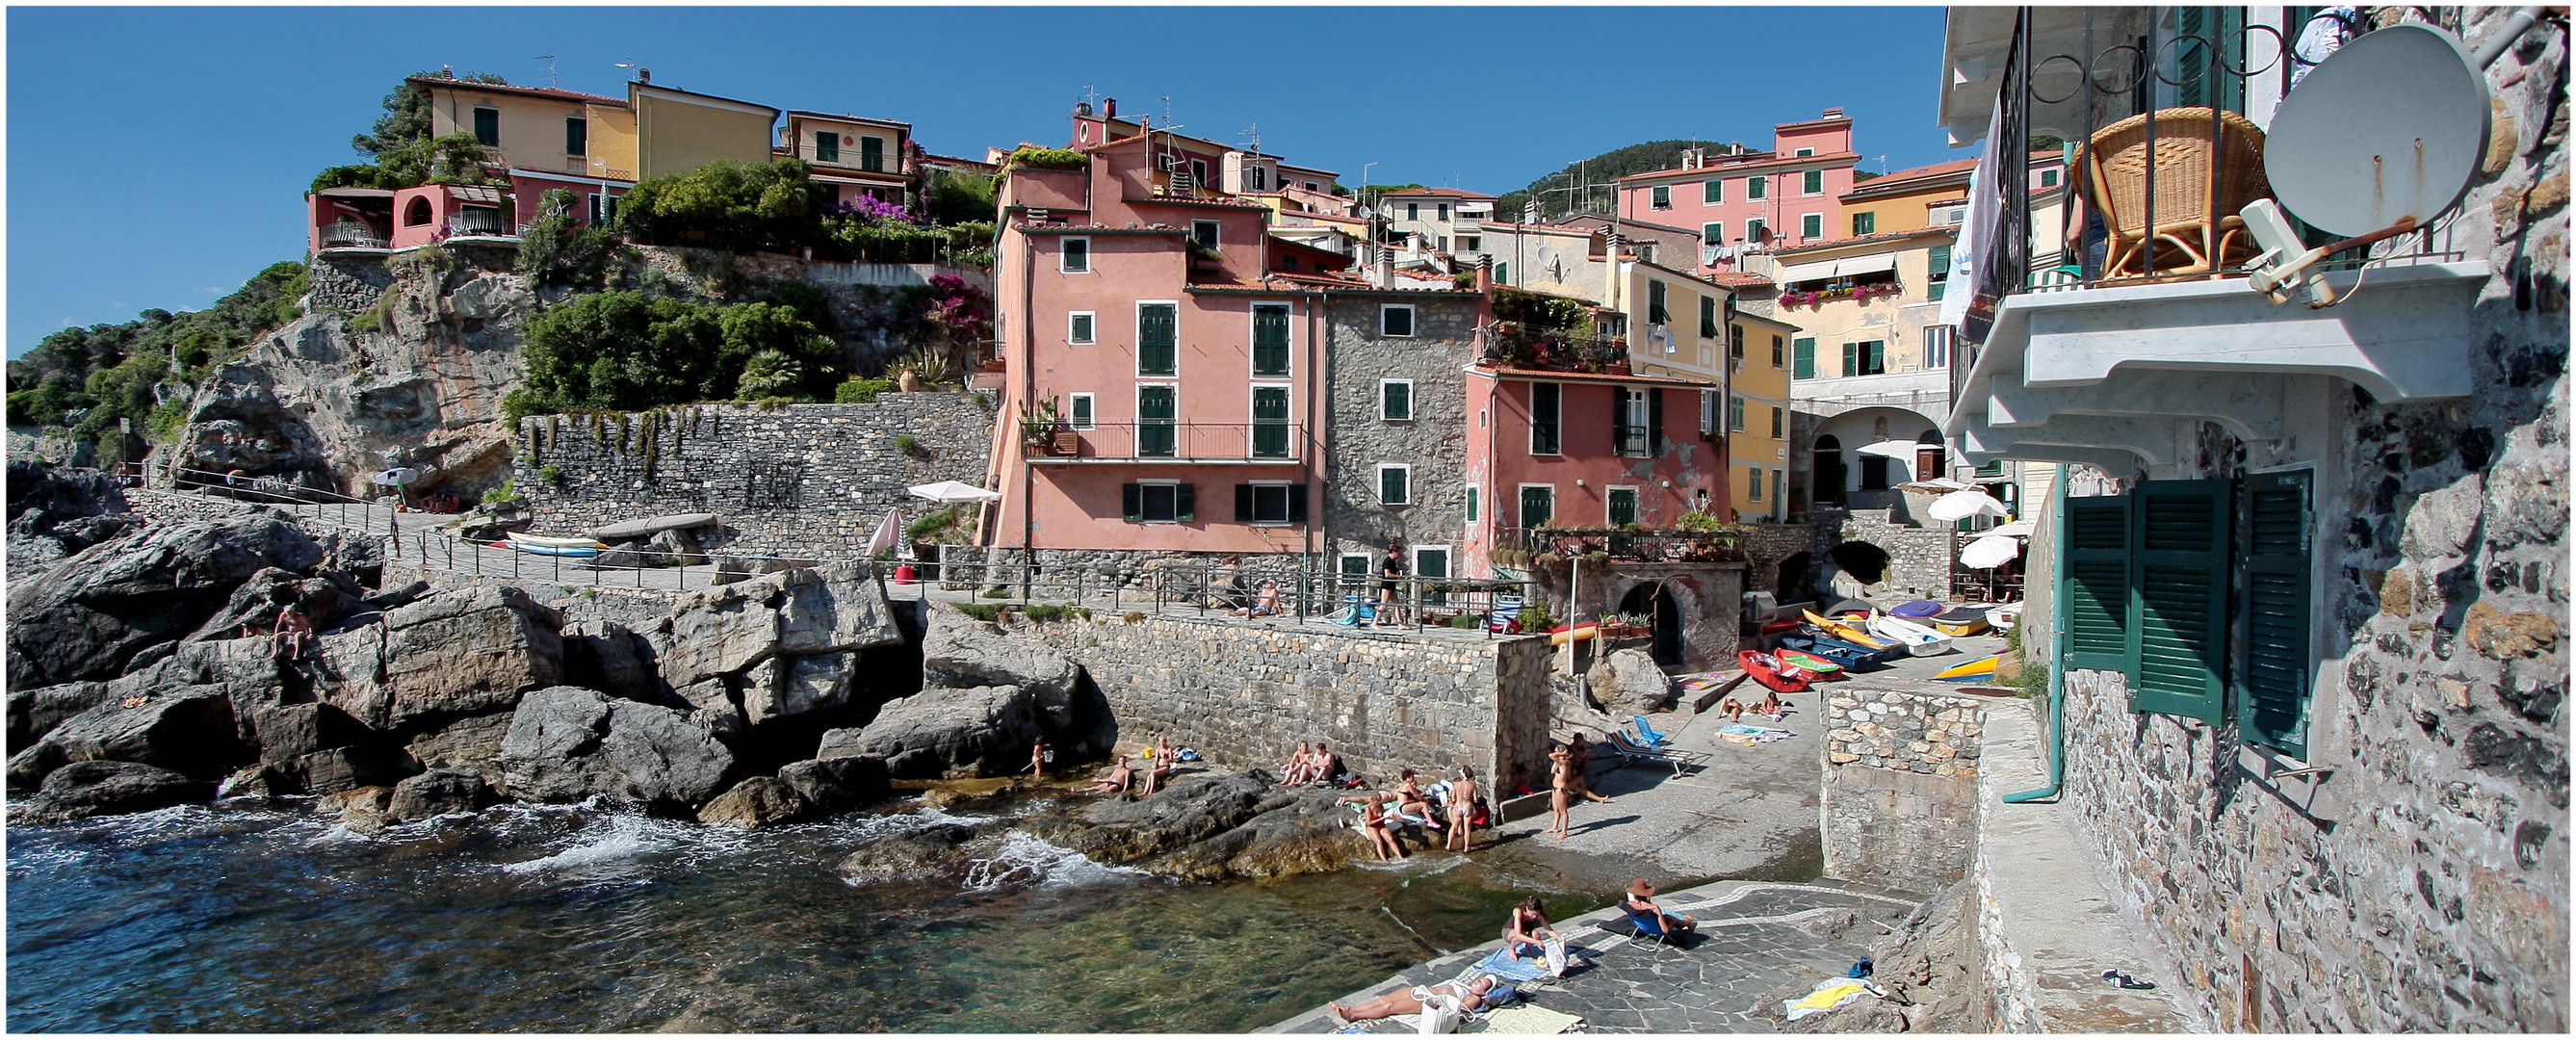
(1738, 650, 1812, 693)
(1824, 598, 1878, 618)
(1889, 600, 1943, 620)
(1987, 603, 2025, 633)
(506, 531, 609, 550)
(1932, 606, 1993, 637)
(1932, 654, 2003, 682)
(1776, 648, 1846, 679)
(492, 539, 600, 559)
(1804, 611, 1900, 651)
(1546, 624, 1600, 646)
(1779, 633, 1895, 671)
(1865, 614, 1959, 657)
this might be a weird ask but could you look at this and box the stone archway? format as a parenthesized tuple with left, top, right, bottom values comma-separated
(1778, 551, 1815, 604)
(1828, 540, 1891, 585)
(1618, 582, 1684, 666)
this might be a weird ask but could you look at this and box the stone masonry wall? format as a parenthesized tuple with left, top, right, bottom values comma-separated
(1819, 689, 1988, 894)
(513, 393, 994, 559)
(306, 254, 397, 313)
(1322, 293, 1480, 569)
(1009, 612, 1556, 796)
(1805, 507, 1956, 600)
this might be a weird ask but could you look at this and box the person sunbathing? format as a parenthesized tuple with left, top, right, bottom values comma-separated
(271, 605, 314, 662)
(1278, 741, 1314, 785)
(1328, 975, 1496, 1024)
(1622, 879, 1697, 936)
(1230, 580, 1285, 617)
(1081, 755, 1135, 794)
(1392, 768, 1443, 829)
(1311, 742, 1344, 786)
(1717, 697, 1747, 723)
(1340, 792, 1408, 861)
(1751, 691, 1785, 717)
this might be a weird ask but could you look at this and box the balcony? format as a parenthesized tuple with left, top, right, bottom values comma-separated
(1026, 421, 1303, 464)
(1483, 322, 1631, 374)
(1494, 525, 1749, 567)
(319, 221, 389, 250)
(446, 210, 513, 238)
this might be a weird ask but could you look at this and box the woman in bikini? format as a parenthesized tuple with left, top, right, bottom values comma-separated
(1279, 741, 1313, 785)
(1392, 768, 1442, 830)
(1339, 792, 1407, 861)
(1503, 896, 1562, 959)
(1328, 976, 1496, 1024)
(1445, 766, 1479, 852)
(1548, 743, 1575, 840)
(1567, 734, 1611, 805)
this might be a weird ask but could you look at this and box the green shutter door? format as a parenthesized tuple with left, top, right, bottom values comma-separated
(1122, 483, 1142, 522)
(2128, 480, 2231, 722)
(1793, 337, 1815, 379)
(1252, 386, 1289, 458)
(2236, 471, 2314, 755)
(815, 130, 839, 164)
(1648, 389, 1664, 455)
(2062, 496, 2132, 671)
(1521, 486, 1551, 528)
(1138, 304, 1177, 375)
(861, 136, 884, 171)
(1137, 385, 1176, 456)
(1252, 305, 1290, 376)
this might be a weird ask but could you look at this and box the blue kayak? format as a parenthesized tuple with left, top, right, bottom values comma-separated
(1780, 633, 1898, 671)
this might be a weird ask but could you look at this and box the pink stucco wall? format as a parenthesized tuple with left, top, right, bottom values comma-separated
(1617, 115, 1861, 266)
(1462, 371, 1723, 575)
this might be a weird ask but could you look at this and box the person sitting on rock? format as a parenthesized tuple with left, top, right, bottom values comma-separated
(1278, 741, 1314, 785)
(1750, 691, 1785, 718)
(1339, 792, 1408, 862)
(1081, 755, 1134, 795)
(1229, 579, 1282, 617)
(1311, 741, 1344, 787)
(1567, 734, 1611, 805)
(1392, 769, 1442, 829)
(1328, 975, 1496, 1024)
(271, 605, 314, 662)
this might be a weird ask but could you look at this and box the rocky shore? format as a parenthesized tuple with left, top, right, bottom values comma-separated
(4, 465, 1373, 881)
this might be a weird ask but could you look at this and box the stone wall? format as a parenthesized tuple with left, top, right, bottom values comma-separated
(1738, 521, 1813, 595)
(1819, 689, 1988, 894)
(1804, 507, 1956, 600)
(1321, 293, 1481, 568)
(1007, 612, 1556, 795)
(1532, 560, 1745, 670)
(513, 394, 994, 559)
(122, 486, 255, 528)
(306, 254, 396, 313)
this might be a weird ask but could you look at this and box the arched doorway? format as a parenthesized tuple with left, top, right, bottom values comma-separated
(1813, 434, 1846, 506)
(1828, 540, 1890, 585)
(403, 196, 433, 226)
(1778, 551, 1815, 604)
(1619, 583, 1684, 666)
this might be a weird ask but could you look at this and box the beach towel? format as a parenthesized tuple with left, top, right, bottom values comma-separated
(1470, 948, 1551, 982)
(1782, 977, 1879, 1021)
(1458, 1005, 1585, 1034)
(1674, 672, 1727, 692)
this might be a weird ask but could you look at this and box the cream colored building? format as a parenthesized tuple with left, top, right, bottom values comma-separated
(779, 110, 912, 205)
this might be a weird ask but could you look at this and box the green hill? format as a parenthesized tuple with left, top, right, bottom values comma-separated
(1494, 140, 1704, 222)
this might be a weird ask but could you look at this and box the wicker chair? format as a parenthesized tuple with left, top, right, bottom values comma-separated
(2078, 107, 2274, 278)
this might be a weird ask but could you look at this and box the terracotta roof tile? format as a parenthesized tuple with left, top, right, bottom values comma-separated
(407, 75, 626, 107)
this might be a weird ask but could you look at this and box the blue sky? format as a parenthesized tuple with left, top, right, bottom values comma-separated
(7, 5, 1956, 356)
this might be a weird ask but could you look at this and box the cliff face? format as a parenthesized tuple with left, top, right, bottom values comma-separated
(175, 246, 533, 500)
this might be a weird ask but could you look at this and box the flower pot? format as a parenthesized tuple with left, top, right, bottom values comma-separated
(897, 370, 923, 393)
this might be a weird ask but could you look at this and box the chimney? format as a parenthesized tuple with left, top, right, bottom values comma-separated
(1475, 254, 1495, 295)
(1374, 250, 1393, 289)
(1822, 107, 1844, 118)
(1104, 97, 1117, 119)
(1075, 101, 1093, 117)
(637, 67, 651, 84)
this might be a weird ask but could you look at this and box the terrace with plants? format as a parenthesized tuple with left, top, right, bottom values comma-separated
(1479, 287, 1630, 374)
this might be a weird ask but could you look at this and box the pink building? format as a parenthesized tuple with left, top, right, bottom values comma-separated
(1615, 109, 1861, 271)
(1460, 362, 1720, 578)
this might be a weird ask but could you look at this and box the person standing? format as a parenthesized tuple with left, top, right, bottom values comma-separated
(1547, 743, 1575, 840)
(1445, 766, 1480, 852)
(1026, 740, 1051, 779)
(1376, 542, 1407, 627)
(1568, 734, 1612, 804)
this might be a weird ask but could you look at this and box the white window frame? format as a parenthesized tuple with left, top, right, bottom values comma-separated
(1379, 378, 1415, 422)
(1135, 300, 1180, 377)
(1745, 176, 1767, 200)
(1604, 485, 1640, 526)
(1518, 482, 1556, 528)
(1134, 479, 1183, 524)
(1703, 179, 1723, 204)
(1339, 552, 1372, 582)
(1190, 220, 1220, 248)
(1379, 303, 1416, 338)
(1745, 218, 1768, 243)
(1246, 480, 1293, 526)
(1794, 147, 1816, 158)
(1650, 185, 1672, 209)
(1059, 236, 1091, 273)
(1801, 213, 1824, 240)
(1068, 392, 1096, 430)
(1729, 394, 1748, 432)
(1377, 463, 1412, 507)
(1459, 235, 1481, 252)
(1437, 203, 1449, 221)
(1067, 311, 1096, 345)
(1249, 381, 1292, 457)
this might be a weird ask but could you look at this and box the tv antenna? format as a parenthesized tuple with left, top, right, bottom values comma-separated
(1080, 83, 1100, 108)
(1157, 95, 1177, 131)
(534, 55, 558, 89)
(1238, 122, 1261, 154)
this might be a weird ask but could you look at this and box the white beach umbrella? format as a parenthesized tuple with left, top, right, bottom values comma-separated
(1928, 488, 2009, 522)
(865, 508, 904, 556)
(1960, 533, 2022, 569)
(1986, 518, 2037, 538)
(907, 481, 1003, 504)
(1853, 439, 1926, 462)
(371, 467, 420, 486)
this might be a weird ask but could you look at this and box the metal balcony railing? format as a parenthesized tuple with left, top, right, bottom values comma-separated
(320, 221, 388, 249)
(1026, 421, 1302, 462)
(1493, 525, 1749, 565)
(446, 211, 512, 237)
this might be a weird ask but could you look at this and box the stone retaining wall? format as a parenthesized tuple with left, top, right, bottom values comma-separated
(1819, 689, 1988, 894)
(513, 394, 995, 559)
(123, 486, 254, 527)
(1005, 612, 1555, 795)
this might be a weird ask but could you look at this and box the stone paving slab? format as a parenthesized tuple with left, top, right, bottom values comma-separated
(1261, 880, 1919, 1034)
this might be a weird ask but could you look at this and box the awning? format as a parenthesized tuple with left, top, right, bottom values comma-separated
(1776, 252, 1897, 285)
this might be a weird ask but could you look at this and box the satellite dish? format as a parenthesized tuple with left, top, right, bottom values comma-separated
(2262, 23, 2490, 237)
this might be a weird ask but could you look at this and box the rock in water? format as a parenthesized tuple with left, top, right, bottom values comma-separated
(836, 823, 980, 885)
(836, 685, 1039, 779)
(696, 776, 812, 828)
(1023, 769, 1358, 877)
(10, 760, 213, 824)
(8, 688, 249, 788)
(775, 756, 890, 814)
(1589, 648, 1677, 715)
(642, 563, 900, 690)
(6, 682, 115, 752)
(386, 768, 496, 821)
(497, 687, 736, 811)
(402, 712, 516, 787)
(317, 585, 563, 734)
(5, 512, 323, 689)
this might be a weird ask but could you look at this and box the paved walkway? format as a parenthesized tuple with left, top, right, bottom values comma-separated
(1261, 878, 1918, 1034)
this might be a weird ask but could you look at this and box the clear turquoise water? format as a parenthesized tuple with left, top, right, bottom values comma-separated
(6, 798, 1608, 1032)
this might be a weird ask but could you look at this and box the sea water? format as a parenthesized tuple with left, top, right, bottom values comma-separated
(6, 797, 1603, 1032)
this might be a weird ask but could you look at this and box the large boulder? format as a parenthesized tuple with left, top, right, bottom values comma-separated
(6, 512, 324, 688)
(496, 686, 736, 811)
(402, 712, 516, 787)
(559, 620, 658, 696)
(10, 761, 213, 824)
(695, 776, 812, 828)
(835, 822, 982, 885)
(921, 602, 1079, 696)
(317, 585, 562, 734)
(1589, 648, 1677, 715)
(744, 651, 855, 723)
(5, 462, 135, 570)
(834, 685, 1039, 779)
(291, 744, 420, 795)
(1024, 769, 1359, 879)
(183, 566, 363, 643)
(7, 688, 249, 788)
(643, 563, 900, 690)
(7, 682, 115, 753)
(386, 768, 496, 821)
(775, 755, 890, 815)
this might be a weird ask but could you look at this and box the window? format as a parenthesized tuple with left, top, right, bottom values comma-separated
(1745, 176, 1767, 200)
(1068, 392, 1095, 429)
(1252, 303, 1289, 376)
(1252, 385, 1290, 458)
(1730, 324, 1745, 359)
(403, 196, 433, 226)
(2040, 168, 2061, 188)
(1794, 146, 1816, 157)
(814, 130, 840, 164)
(1651, 185, 1671, 209)
(1702, 221, 1725, 246)
(1250, 167, 1266, 191)
(861, 137, 885, 172)
(1851, 211, 1876, 236)
(1860, 455, 1891, 490)
(1771, 334, 1784, 367)
(1744, 218, 1767, 242)
(1122, 481, 1192, 523)
(1137, 303, 1177, 376)
(1465, 485, 1479, 523)
(1136, 385, 1177, 456)
(1802, 169, 1824, 195)
(1700, 296, 1720, 339)
(1792, 336, 1816, 379)
(1460, 235, 1480, 251)
(472, 108, 500, 146)
(1519, 484, 1554, 529)
(1614, 387, 1659, 456)
(1801, 213, 1823, 240)
(1728, 394, 1747, 431)
(1234, 481, 1304, 525)
(566, 117, 588, 157)
(1496, 262, 1508, 283)
(1378, 464, 1411, 506)
(1606, 486, 1638, 526)
(1924, 325, 1952, 369)
(1440, 236, 1451, 252)
(1700, 388, 1719, 434)
(1340, 553, 1370, 585)
(1305, 181, 1320, 192)
(1840, 340, 1886, 377)
(1415, 546, 1451, 605)
(1380, 379, 1413, 421)
(1747, 468, 1763, 502)
(1191, 221, 1220, 249)
(1190, 159, 1209, 187)
(1068, 312, 1096, 344)
(1437, 203, 1449, 221)
(1060, 237, 1090, 273)
(1406, 202, 1420, 221)
(1703, 179, 1723, 204)
(1648, 280, 1668, 325)
(587, 192, 613, 225)
(1380, 304, 1415, 337)
(1770, 405, 1783, 439)
(1529, 382, 1561, 455)
(1926, 244, 1952, 301)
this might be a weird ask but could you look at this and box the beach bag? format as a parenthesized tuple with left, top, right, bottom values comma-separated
(1417, 994, 1463, 1035)
(1470, 796, 1492, 827)
(1478, 983, 1522, 1011)
(1543, 937, 1570, 978)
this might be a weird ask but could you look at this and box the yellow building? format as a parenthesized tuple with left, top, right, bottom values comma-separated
(1620, 262, 1801, 522)
(413, 75, 635, 180)
(1725, 311, 1797, 521)
(1836, 151, 2066, 238)
(630, 82, 778, 180)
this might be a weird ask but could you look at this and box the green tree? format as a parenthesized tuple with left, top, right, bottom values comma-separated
(511, 293, 843, 416)
(615, 159, 828, 252)
(921, 169, 999, 224)
(352, 71, 506, 159)
(517, 189, 626, 289)
(376, 132, 506, 188)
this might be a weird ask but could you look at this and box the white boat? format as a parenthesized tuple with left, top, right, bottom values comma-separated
(1987, 603, 2025, 633)
(1865, 613, 1959, 657)
(505, 531, 609, 551)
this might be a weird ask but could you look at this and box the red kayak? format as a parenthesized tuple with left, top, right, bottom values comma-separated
(1738, 650, 1813, 693)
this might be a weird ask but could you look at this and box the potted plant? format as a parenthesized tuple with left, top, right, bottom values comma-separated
(896, 367, 923, 393)
(1020, 398, 1075, 455)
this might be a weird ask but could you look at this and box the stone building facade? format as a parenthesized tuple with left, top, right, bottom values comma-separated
(1319, 291, 1482, 584)
(512, 393, 995, 559)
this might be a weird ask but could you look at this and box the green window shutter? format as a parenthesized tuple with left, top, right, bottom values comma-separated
(1252, 386, 1289, 457)
(861, 136, 884, 171)
(1252, 306, 1290, 375)
(1792, 337, 1815, 379)
(1841, 342, 1858, 377)
(1703, 179, 1722, 204)
(2128, 480, 2231, 722)
(1122, 483, 1143, 522)
(1465, 485, 1478, 523)
(2061, 495, 2132, 671)
(473, 108, 500, 146)
(1521, 485, 1551, 528)
(1138, 304, 1177, 375)
(815, 131, 839, 164)
(1288, 484, 1308, 523)
(1803, 169, 1823, 195)
(2236, 471, 2314, 756)
(1173, 483, 1195, 522)
(1649, 280, 1668, 325)
(1700, 296, 1718, 339)
(1235, 483, 1256, 522)
(566, 117, 587, 156)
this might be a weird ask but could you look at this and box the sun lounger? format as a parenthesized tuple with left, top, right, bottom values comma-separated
(1605, 730, 1706, 776)
(1631, 715, 1674, 747)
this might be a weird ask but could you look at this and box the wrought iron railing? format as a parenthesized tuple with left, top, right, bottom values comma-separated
(446, 211, 512, 237)
(320, 221, 389, 249)
(1482, 322, 1630, 373)
(1494, 525, 1748, 565)
(1024, 420, 1303, 462)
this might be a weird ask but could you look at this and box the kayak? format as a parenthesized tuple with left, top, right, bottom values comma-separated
(506, 531, 609, 550)
(491, 539, 600, 558)
(1779, 633, 1896, 671)
(1889, 600, 1943, 619)
(1776, 649, 1846, 678)
(1824, 598, 1878, 618)
(1932, 606, 1993, 637)
(1865, 614, 1959, 657)
(1987, 603, 2024, 633)
(1738, 650, 1812, 693)
(1547, 625, 1600, 646)
(1804, 611, 1900, 651)
(1932, 654, 2003, 682)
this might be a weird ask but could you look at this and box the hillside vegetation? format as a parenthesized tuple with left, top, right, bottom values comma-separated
(1493, 140, 1704, 222)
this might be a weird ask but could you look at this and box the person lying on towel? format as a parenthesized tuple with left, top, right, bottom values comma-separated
(1328, 975, 1497, 1024)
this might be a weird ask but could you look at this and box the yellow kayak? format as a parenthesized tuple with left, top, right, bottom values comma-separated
(1932, 654, 2002, 681)
(1804, 610, 1898, 651)
(1547, 625, 1600, 646)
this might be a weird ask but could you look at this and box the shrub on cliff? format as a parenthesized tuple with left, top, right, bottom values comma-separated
(518, 189, 628, 289)
(8, 261, 308, 459)
(507, 292, 840, 418)
(615, 159, 830, 253)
